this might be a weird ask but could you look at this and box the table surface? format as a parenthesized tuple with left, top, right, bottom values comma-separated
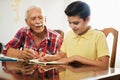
(0, 61, 120, 80)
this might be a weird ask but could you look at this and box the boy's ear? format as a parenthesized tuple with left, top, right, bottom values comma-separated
(86, 16, 90, 22)
(85, 16, 90, 24)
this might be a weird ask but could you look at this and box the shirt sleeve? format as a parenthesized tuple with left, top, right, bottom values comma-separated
(2, 27, 25, 55)
(60, 34, 67, 54)
(54, 35, 63, 53)
(96, 32, 109, 57)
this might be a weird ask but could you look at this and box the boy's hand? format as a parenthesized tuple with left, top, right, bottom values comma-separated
(39, 53, 53, 62)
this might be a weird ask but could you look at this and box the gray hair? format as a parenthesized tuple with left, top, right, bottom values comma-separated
(25, 6, 45, 19)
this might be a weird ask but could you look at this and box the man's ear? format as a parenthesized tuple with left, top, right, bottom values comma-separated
(25, 19, 28, 24)
(45, 16, 46, 22)
(25, 19, 27, 23)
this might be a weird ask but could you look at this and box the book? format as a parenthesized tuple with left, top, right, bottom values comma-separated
(0, 54, 66, 65)
(28, 59, 66, 65)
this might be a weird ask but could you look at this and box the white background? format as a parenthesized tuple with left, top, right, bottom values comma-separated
(0, 0, 120, 67)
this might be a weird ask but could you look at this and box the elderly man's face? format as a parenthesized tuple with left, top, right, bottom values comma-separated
(25, 8, 46, 34)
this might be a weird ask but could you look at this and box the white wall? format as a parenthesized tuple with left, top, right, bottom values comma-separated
(0, 0, 120, 67)
(0, 0, 67, 44)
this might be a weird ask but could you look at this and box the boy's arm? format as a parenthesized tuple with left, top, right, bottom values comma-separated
(39, 51, 67, 62)
(67, 55, 109, 68)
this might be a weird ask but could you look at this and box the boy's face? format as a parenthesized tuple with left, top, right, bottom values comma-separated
(67, 16, 89, 35)
(25, 8, 46, 34)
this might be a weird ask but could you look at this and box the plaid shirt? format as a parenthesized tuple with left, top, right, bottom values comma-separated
(2, 27, 63, 55)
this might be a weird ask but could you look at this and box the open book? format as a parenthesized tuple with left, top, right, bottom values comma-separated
(0, 54, 66, 65)
(28, 59, 66, 65)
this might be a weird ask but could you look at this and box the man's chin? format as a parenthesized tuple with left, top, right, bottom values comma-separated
(34, 30, 44, 33)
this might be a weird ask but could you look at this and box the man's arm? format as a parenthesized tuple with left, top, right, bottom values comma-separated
(7, 48, 35, 60)
(7, 48, 23, 58)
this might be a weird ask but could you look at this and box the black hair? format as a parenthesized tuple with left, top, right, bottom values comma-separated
(64, 1, 90, 21)
(0, 43, 3, 53)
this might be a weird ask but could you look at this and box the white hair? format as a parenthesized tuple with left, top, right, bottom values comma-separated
(25, 5, 45, 19)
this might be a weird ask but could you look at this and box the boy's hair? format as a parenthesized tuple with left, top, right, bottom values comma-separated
(64, 1, 90, 21)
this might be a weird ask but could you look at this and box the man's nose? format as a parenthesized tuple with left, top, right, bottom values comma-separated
(35, 18, 41, 23)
